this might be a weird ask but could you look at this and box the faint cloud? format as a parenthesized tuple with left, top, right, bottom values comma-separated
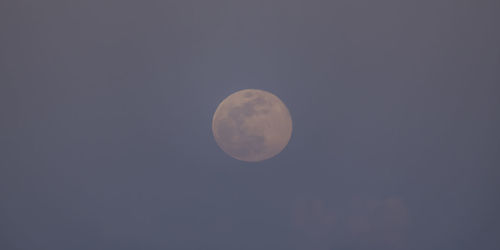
(291, 196, 336, 250)
(347, 197, 410, 249)
(291, 197, 336, 237)
(291, 195, 410, 250)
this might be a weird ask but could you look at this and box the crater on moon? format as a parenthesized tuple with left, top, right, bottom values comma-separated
(212, 89, 292, 162)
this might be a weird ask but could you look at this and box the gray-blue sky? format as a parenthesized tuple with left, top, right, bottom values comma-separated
(1, 0, 499, 249)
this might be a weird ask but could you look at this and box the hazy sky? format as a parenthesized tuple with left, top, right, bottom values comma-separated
(1, 0, 499, 249)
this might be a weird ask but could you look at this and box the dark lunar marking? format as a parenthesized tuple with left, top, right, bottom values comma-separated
(216, 95, 275, 159)
(230, 134, 267, 159)
(216, 116, 267, 159)
(227, 96, 270, 126)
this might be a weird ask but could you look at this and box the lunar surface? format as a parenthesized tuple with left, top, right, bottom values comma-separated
(212, 89, 292, 162)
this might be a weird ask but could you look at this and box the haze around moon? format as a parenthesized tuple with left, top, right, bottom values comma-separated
(212, 89, 293, 162)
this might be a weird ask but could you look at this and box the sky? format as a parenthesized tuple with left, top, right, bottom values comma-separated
(1, 0, 499, 249)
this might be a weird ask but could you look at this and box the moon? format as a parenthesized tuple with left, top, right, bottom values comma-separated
(212, 89, 292, 162)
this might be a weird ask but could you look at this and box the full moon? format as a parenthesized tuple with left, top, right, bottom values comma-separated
(212, 89, 292, 162)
